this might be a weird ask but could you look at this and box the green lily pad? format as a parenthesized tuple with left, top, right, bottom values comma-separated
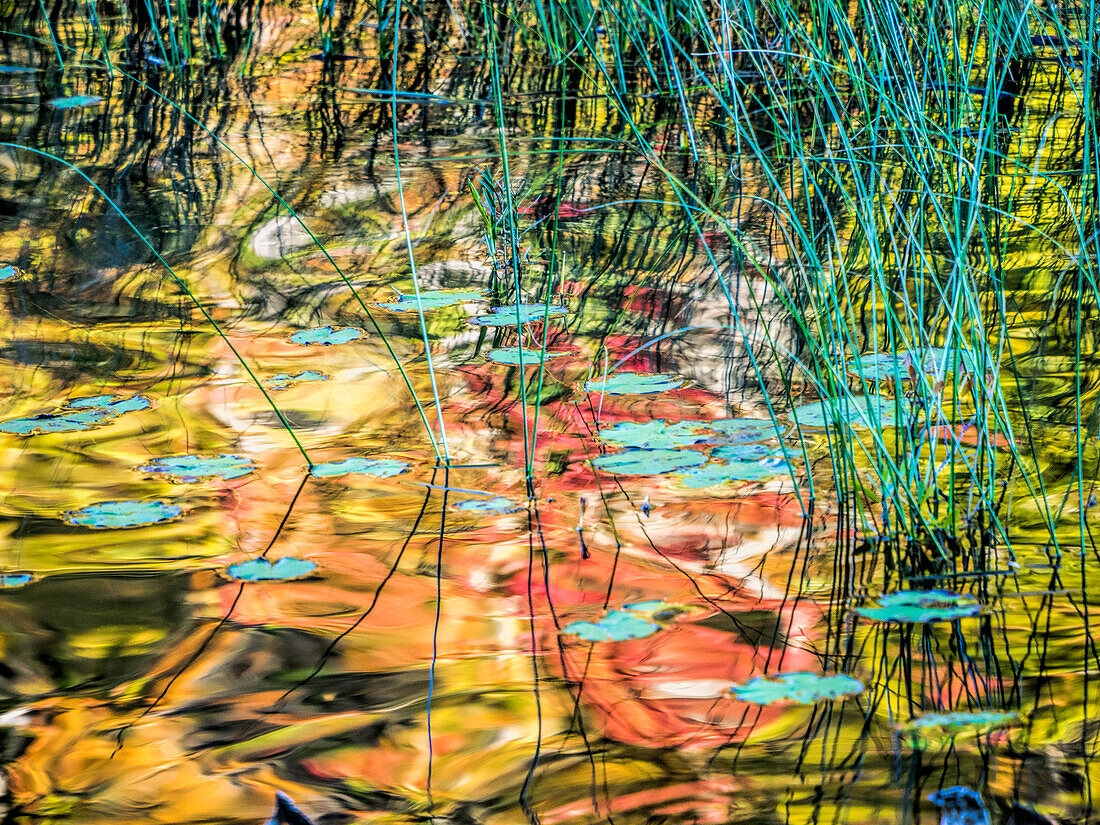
(64, 500, 183, 529)
(590, 448, 707, 476)
(225, 557, 317, 581)
(48, 95, 103, 109)
(563, 609, 661, 642)
(263, 370, 330, 391)
(376, 289, 485, 311)
(731, 672, 864, 704)
(1, 395, 153, 435)
(789, 397, 905, 429)
(0, 264, 20, 282)
(0, 573, 35, 589)
(310, 457, 408, 478)
(454, 496, 524, 514)
(677, 459, 782, 488)
(288, 326, 363, 346)
(699, 418, 779, 444)
(468, 304, 569, 327)
(598, 420, 707, 449)
(855, 590, 981, 623)
(136, 454, 256, 482)
(583, 373, 684, 395)
(485, 347, 568, 366)
(711, 443, 777, 461)
(905, 710, 1019, 732)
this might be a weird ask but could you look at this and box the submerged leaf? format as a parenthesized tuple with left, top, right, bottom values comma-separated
(563, 610, 661, 642)
(468, 304, 569, 327)
(263, 370, 330, 391)
(64, 500, 183, 529)
(48, 95, 103, 109)
(310, 457, 408, 478)
(856, 590, 981, 623)
(485, 347, 568, 365)
(376, 289, 485, 311)
(583, 373, 684, 395)
(454, 496, 524, 514)
(136, 454, 256, 482)
(731, 672, 864, 704)
(288, 326, 363, 346)
(225, 557, 317, 581)
(590, 448, 707, 476)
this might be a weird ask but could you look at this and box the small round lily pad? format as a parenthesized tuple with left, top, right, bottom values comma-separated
(225, 557, 317, 581)
(48, 94, 103, 109)
(310, 457, 408, 478)
(468, 304, 569, 327)
(0, 572, 35, 589)
(583, 373, 685, 395)
(855, 590, 981, 623)
(136, 454, 256, 482)
(789, 397, 905, 429)
(376, 289, 485, 311)
(0, 264, 21, 282)
(454, 496, 524, 514)
(263, 370, 330, 391)
(64, 500, 183, 529)
(288, 326, 363, 346)
(590, 448, 707, 476)
(731, 672, 864, 704)
(563, 610, 662, 642)
(598, 420, 707, 450)
(485, 347, 568, 366)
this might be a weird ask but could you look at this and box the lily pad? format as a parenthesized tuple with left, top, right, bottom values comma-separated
(225, 557, 317, 581)
(563, 609, 661, 642)
(0, 264, 20, 282)
(927, 787, 988, 819)
(0, 395, 153, 435)
(583, 373, 684, 395)
(700, 418, 779, 443)
(731, 672, 864, 704)
(855, 590, 981, 623)
(454, 496, 524, 514)
(64, 500, 183, 529)
(48, 94, 103, 109)
(288, 326, 363, 346)
(677, 458, 782, 488)
(468, 304, 569, 327)
(376, 289, 485, 311)
(590, 448, 707, 476)
(711, 443, 778, 461)
(598, 420, 707, 450)
(310, 457, 408, 478)
(485, 347, 568, 366)
(905, 710, 1019, 732)
(0, 573, 35, 589)
(136, 454, 256, 482)
(850, 348, 981, 380)
(789, 397, 905, 429)
(263, 370, 330, 391)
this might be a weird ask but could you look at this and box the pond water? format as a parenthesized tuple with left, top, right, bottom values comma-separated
(1, 2, 1099, 824)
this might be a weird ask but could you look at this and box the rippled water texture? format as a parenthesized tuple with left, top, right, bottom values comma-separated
(1, 2, 1099, 824)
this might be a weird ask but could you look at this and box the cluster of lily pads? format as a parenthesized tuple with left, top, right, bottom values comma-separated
(0, 394, 153, 435)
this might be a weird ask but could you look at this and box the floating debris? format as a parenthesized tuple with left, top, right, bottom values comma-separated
(485, 347, 568, 365)
(590, 448, 707, 476)
(225, 557, 317, 581)
(0, 573, 35, 589)
(856, 590, 981, 623)
(263, 370, 330, 391)
(310, 457, 409, 478)
(583, 373, 685, 395)
(468, 304, 569, 327)
(454, 496, 524, 514)
(789, 396, 904, 428)
(288, 326, 363, 346)
(376, 289, 485, 311)
(48, 94, 104, 109)
(562, 609, 661, 642)
(0, 394, 153, 435)
(64, 500, 183, 529)
(731, 672, 864, 704)
(136, 454, 256, 483)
